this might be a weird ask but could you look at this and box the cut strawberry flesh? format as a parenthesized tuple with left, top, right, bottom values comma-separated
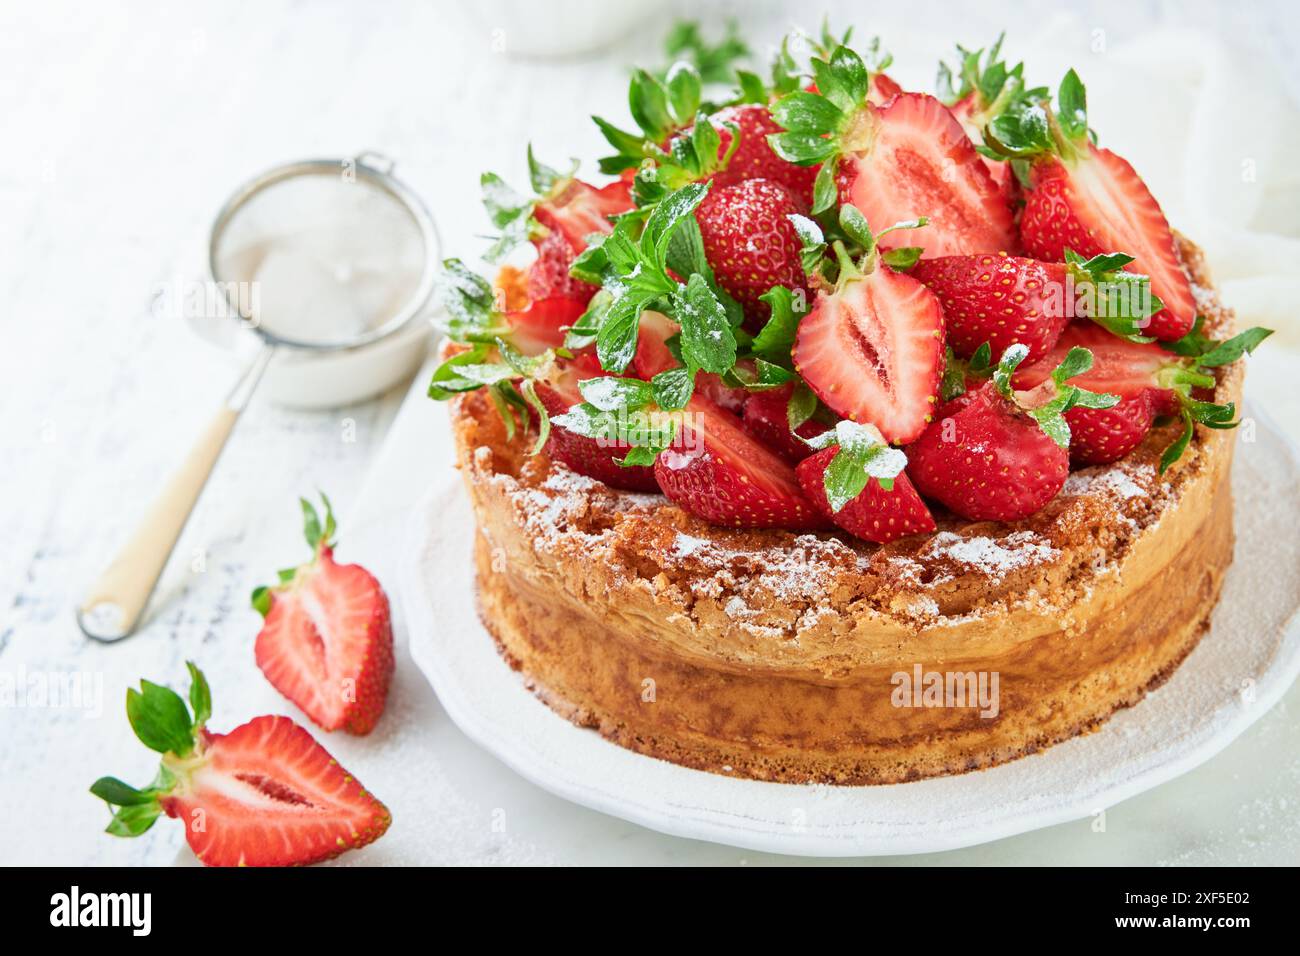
(534, 179, 632, 250)
(793, 266, 944, 444)
(507, 296, 587, 354)
(165, 715, 391, 867)
(654, 395, 827, 529)
(254, 548, 393, 735)
(1013, 322, 1171, 399)
(1021, 145, 1195, 339)
(838, 93, 1016, 258)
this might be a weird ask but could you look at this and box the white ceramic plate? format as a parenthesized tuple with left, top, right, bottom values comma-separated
(401, 416, 1300, 857)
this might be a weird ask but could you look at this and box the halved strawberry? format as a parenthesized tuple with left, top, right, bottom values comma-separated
(507, 296, 588, 354)
(654, 395, 828, 529)
(253, 495, 393, 736)
(741, 384, 829, 462)
(908, 343, 1118, 520)
(534, 356, 662, 492)
(982, 70, 1195, 340)
(532, 178, 632, 250)
(912, 254, 1068, 363)
(695, 178, 811, 327)
(951, 93, 1018, 200)
(793, 255, 945, 445)
(796, 431, 935, 544)
(90, 664, 391, 867)
(835, 93, 1017, 258)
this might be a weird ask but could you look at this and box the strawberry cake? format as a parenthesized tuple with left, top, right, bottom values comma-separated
(430, 31, 1270, 783)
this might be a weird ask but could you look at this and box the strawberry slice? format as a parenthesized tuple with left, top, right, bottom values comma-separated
(90, 665, 391, 867)
(695, 178, 811, 328)
(534, 356, 662, 492)
(1019, 146, 1195, 339)
(525, 178, 632, 304)
(654, 395, 828, 529)
(836, 94, 1017, 258)
(506, 296, 587, 354)
(793, 263, 945, 444)
(797, 448, 935, 543)
(253, 495, 393, 736)
(911, 254, 1069, 363)
(741, 385, 828, 463)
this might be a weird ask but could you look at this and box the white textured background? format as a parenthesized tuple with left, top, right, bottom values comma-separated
(2, 0, 1298, 866)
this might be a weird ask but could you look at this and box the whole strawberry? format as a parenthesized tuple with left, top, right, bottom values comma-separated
(703, 104, 819, 209)
(796, 421, 935, 543)
(252, 494, 394, 735)
(695, 178, 810, 328)
(91, 664, 391, 867)
(908, 344, 1119, 520)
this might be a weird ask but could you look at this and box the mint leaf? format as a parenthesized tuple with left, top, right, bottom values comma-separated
(578, 375, 655, 412)
(820, 420, 908, 512)
(652, 365, 695, 410)
(752, 285, 807, 363)
(677, 273, 735, 374)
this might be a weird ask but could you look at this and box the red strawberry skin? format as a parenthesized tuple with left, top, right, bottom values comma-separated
(741, 385, 828, 463)
(1062, 393, 1156, 465)
(255, 547, 394, 736)
(707, 104, 819, 209)
(534, 357, 661, 492)
(796, 449, 936, 543)
(1019, 145, 1195, 340)
(837, 93, 1017, 258)
(528, 179, 632, 303)
(1013, 322, 1174, 465)
(696, 178, 811, 328)
(907, 384, 1070, 521)
(654, 395, 828, 529)
(793, 265, 945, 444)
(162, 715, 391, 867)
(911, 254, 1069, 363)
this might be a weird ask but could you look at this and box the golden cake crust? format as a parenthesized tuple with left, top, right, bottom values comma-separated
(445, 235, 1244, 784)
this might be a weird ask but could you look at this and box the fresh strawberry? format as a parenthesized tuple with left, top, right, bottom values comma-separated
(704, 104, 820, 209)
(252, 495, 393, 736)
(695, 178, 811, 327)
(835, 93, 1016, 257)
(630, 310, 747, 412)
(792, 208, 945, 444)
(654, 394, 828, 529)
(1013, 321, 1269, 468)
(982, 70, 1195, 339)
(482, 152, 632, 305)
(771, 50, 1016, 254)
(91, 664, 391, 867)
(506, 296, 588, 354)
(870, 72, 904, 104)
(913, 254, 1068, 362)
(534, 355, 662, 492)
(796, 422, 935, 543)
(951, 94, 1018, 200)
(742, 384, 829, 462)
(908, 343, 1119, 520)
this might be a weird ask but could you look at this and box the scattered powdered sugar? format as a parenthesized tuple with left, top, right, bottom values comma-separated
(1063, 464, 1150, 501)
(672, 533, 708, 558)
(923, 530, 1059, 581)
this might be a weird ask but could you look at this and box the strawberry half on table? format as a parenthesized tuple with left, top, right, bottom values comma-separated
(908, 343, 1120, 521)
(90, 663, 391, 867)
(982, 70, 1196, 340)
(252, 494, 394, 736)
(768, 43, 1015, 256)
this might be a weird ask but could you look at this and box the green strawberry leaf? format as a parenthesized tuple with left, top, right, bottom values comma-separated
(126, 679, 195, 757)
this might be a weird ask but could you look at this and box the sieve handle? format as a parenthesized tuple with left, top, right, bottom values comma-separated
(76, 345, 274, 642)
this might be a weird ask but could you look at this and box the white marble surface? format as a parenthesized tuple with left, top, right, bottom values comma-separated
(1, 0, 1298, 866)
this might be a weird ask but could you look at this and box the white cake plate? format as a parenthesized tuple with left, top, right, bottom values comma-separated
(401, 414, 1300, 857)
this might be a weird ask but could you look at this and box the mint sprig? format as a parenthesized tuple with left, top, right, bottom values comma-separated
(480, 146, 580, 262)
(804, 420, 908, 512)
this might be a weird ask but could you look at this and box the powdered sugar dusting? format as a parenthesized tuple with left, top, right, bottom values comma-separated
(923, 529, 1059, 582)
